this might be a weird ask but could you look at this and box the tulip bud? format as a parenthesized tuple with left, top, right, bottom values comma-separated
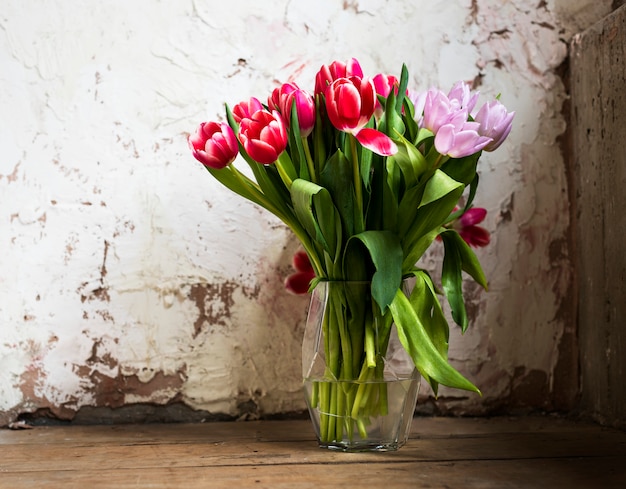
(325, 76, 376, 134)
(474, 100, 515, 151)
(314, 58, 363, 96)
(238, 110, 288, 165)
(188, 121, 239, 169)
(232, 97, 265, 123)
(269, 83, 315, 138)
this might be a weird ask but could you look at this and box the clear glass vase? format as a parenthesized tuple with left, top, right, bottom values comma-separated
(302, 280, 420, 452)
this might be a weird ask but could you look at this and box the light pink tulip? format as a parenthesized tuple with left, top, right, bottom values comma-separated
(474, 100, 515, 151)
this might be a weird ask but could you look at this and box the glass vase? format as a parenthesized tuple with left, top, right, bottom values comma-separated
(302, 280, 420, 452)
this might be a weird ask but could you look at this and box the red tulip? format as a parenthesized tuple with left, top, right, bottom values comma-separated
(189, 121, 238, 169)
(269, 82, 316, 137)
(314, 58, 364, 96)
(284, 250, 316, 295)
(238, 110, 288, 165)
(232, 97, 264, 123)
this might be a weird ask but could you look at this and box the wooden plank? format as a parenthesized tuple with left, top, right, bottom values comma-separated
(571, 4, 626, 428)
(0, 417, 624, 489)
(2, 430, 625, 473)
(0, 458, 624, 489)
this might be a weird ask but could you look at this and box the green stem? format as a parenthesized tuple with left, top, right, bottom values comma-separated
(349, 135, 363, 221)
(274, 158, 293, 188)
(302, 137, 317, 184)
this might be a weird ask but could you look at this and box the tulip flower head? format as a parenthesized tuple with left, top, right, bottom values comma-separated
(447, 81, 479, 115)
(372, 73, 399, 118)
(238, 110, 288, 165)
(314, 57, 364, 97)
(474, 99, 515, 152)
(232, 97, 265, 123)
(453, 207, 491, 247)
(323, 76, 397, 156)
(284, 250, 316, 295)
(269, 82, 316, 138)
(189, 121, 239, 169)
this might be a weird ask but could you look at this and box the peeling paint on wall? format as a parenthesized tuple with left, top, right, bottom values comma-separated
(0, 0, 613, 426)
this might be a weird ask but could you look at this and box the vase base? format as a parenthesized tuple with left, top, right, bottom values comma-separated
(318, 440, 406, 452)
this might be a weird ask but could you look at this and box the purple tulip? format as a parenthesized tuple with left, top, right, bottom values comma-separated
(447, 81, 479, 114)
(474, 100, 515, 151)
(433, 111, 492, 158)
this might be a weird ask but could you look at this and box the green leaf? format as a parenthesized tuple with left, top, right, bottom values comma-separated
(344, 230, 403, 313)
(440, 232, 468, 331)
(400, 170, 464, 269)
(440, 151, 481, 186)
(320, 150, 356, 238)
(391, 134, 428, 188)
(291, 179, 341, 263)
(440, 229, 488, 290)
(389, 289, 480, 394)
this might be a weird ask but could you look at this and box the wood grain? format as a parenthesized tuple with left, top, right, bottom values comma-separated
(1, 417, 624, 488)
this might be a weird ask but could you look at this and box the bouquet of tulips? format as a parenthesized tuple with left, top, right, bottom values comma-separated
(189, 58, 513, 441)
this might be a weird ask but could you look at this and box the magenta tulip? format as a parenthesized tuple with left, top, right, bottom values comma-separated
(454, 207, 490, 247)
(189, 121, 239, 169)
(474, 99, 515, 151)
(238, 110, 288, 165)
(232, 97, 265, 123)
(269, 82, 315, 137)
(372, 73, 399, 118)
(314, 58, 364, 96)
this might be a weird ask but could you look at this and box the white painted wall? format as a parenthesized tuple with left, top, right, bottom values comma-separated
(0, 0, 612, 424)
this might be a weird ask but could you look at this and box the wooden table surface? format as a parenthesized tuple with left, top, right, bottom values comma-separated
(1, 416, 624, 488)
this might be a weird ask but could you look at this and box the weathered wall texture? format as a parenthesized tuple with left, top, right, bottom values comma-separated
(571, 4, 626, 428)
(0, 0, 613, 425)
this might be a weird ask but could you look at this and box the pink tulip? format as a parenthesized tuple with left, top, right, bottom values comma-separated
(325, 76, 376, 134)
(474, 99, 515, 152)
(284, 250, 316, 295)
(325, 76, 397, 156)
(189, 121, 239, 169)
(372, 73, 399, 118)
(314, 58, 364, 96)
(454, 207, 490, 247)
(238, 109, 288, 165)
(232, 97, 265, 123)
(269, 82, 316, 137)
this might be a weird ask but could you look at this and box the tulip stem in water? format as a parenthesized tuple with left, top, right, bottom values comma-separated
(350, 135, 363, 219)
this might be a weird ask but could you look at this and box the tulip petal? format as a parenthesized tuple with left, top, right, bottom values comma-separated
(284, 271, 315, 295)
(459, 207, 487, 226)
(356, 128, 398, 156)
